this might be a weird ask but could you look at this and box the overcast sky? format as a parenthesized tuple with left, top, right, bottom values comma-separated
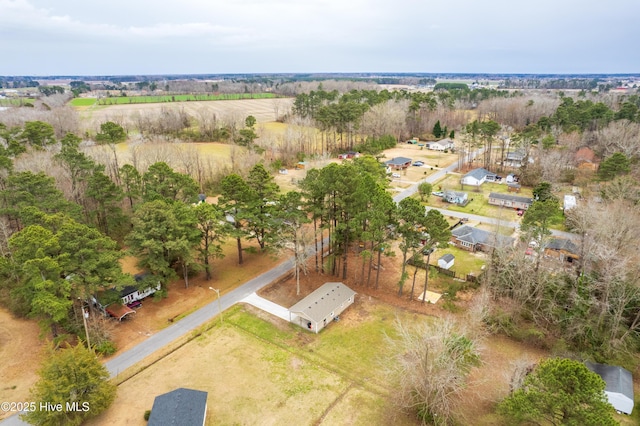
(1, 0, 639, 76)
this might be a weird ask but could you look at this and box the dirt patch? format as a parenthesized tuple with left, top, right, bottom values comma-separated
(0, 308, 47, 421)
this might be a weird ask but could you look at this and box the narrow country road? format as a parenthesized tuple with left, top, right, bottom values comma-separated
(1, 146, 573, 425)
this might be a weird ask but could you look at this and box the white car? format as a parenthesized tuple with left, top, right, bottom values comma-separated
(391, 173, 401, 178)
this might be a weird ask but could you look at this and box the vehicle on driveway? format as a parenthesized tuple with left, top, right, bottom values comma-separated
(392, 173, 401, 178)
(432, 191, 445, 197)
(412, 161, 424, 166)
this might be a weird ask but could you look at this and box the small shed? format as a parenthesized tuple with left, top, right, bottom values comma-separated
(148, 388, 208, 426)
(586, 362, 634, 415)
(289, 282, 356, 334)
(438, 254, 455, 269)
(564, 194, 577, 211)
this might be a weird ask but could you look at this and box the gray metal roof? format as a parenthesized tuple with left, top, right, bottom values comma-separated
(439, 253, 455, 263)
(489, 192, 533, 205)
(289, 282, 356, 323)
(451, 225, 514, 249)
(586, 362, 634, 413)
(148, 388, 208, 426)
(385, 157, 412, 165)
(463, 167, 496, 181)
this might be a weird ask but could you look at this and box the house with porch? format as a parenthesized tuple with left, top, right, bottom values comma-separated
(488, 192, 533, 210)
(450, 225, 515, 252)
(289, 282, 356, 334)
(461, 168, 497, 186)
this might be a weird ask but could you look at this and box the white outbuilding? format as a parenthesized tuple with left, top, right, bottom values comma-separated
(586, 362, 634, 415)
(437, 253, 455, 270)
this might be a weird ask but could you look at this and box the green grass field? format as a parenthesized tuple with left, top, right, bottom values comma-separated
(0, 98, 35, 106)
(70, 92, 276, 107)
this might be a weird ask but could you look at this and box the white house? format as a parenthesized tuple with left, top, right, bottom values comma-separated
(443, 190, 468, 205)
(586, 362, 634, 415)
(289, 282, 356, 334)
(438, 254, 455, 269)
(461, 168, 497, 186)
(427, 139, 455, 151)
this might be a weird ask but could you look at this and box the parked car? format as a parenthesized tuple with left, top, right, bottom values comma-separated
(392, 173, 401, 178)
(517, 209, 524, 216)
(432, 191, 445, 197)
(412, 161, 424, 166)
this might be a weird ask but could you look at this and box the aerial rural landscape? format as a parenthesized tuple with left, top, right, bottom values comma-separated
(1, 1, 640, 425)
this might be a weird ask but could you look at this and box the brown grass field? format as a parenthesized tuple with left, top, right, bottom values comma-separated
(76, 98, 295, 132)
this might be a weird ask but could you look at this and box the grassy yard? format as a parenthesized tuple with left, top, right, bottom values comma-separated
(71, 93, 277, 107)
(88, 301, 420, 426)
(430, 246, 486, 277)
(428, 174, 534, 219)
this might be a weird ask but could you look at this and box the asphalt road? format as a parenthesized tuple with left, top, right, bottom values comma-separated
(105, 256, 295, 377)
(0, 147, 573, 425)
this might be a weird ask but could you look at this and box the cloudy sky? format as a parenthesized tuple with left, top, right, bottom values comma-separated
(1, 0, 639, 76)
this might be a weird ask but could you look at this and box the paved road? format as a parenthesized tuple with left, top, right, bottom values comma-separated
(105, 256, 295, 377)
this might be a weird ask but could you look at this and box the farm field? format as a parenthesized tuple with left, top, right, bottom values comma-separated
(75, 97, 295, 132)
(71, 93, 278, 107)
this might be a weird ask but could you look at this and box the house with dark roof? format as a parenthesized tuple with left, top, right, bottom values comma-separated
(385, 157, 412, 170)
(488, 192, 533, 210)
(586, 362, 634, 415)
(461, 168, 497, 186)
(503, 149, 532, 168)
(450, 225, 515, 252)
(426, 139, 455, 151)
(148, 388, 208, 426)
(544, 238, 580, 262)
(289, 282, 356, 334)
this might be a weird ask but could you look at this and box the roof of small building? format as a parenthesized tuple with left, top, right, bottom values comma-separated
(439, 253, 455, 263)
(489, 192, 533, 205)
(545, 238, 579, 254)
(289, 282, 356, 323)
(463, 167, 496, 181)
(444, 190, 467, 197)
(575, 146, 596, 163)
(505, 150, 526, 160)
(451, 225, 515, 249)
(586, 362, 634, 413)
(148, 388, 208, 426)
(385, 157, 412, 165)
(431, 138, 454, 147)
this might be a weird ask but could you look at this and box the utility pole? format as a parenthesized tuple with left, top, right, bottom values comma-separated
(209, 287, 222, 324)
(82, 307, 92, 352)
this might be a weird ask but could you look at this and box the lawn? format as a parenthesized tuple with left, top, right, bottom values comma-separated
(428, 174, 533, 219)
(71, 93, 277, 107)
(87, 301, 419, 426)
(430, 246, 486, 277)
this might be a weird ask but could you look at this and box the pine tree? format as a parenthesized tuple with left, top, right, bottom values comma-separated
(22, 345, 116, 426)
